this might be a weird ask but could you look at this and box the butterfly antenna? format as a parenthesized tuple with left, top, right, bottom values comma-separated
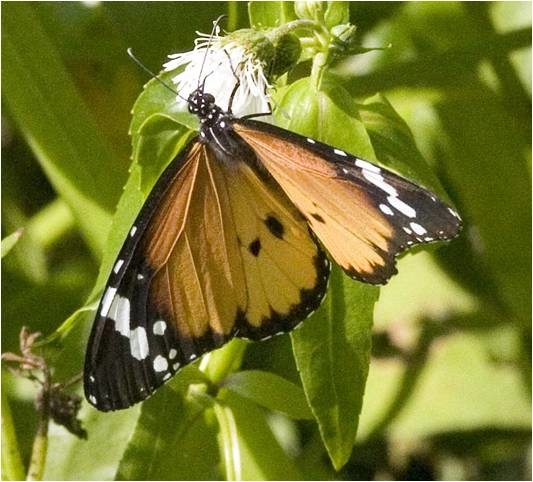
(127, 48, 187, 101)
(197, 15, 227, 91)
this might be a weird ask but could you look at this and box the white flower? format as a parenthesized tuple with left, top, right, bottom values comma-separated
(163, 26, 272, 117)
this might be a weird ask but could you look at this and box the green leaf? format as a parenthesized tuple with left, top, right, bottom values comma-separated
(435, 84, 531, 324)
(1, 391, 25, 481)
(292, 267, 378, 470)
(275, 76, 377, 161)
(34, 302, 98, 348)
(275, 75, 379, 469)
(116, 387, 220, 480)
(358, 93, 451, 200)
(248, 1, 297, 29)
(43, 404, 140, 480)
(224, 370, 313, 420)
(89, 165, 145, 301)
(2, 3, 124, 257)
(1, 229, 23, 259)
(216, 389, 302, 480)
(130, 70, 197, 149)
(134, 114, 192, 193)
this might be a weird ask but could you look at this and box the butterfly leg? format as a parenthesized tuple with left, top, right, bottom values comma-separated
(224, 49, 241, 114)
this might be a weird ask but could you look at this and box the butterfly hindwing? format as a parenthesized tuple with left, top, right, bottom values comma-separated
(85, 140, 328, 411)
(234, 119, 462, 284)
(84, 140, 205, 411)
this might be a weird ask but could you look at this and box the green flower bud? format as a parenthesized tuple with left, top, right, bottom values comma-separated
(324, 2, 349, 29)
(268, 32, 302, 77)
(294, 1, 325, 22)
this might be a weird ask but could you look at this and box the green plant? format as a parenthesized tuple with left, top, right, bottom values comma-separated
(2, 2, 531, 480)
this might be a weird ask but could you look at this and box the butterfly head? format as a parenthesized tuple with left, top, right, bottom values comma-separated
(188, 88, 219, 118)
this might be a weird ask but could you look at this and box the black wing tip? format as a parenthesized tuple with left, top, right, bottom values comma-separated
(342, 209, 463, 286)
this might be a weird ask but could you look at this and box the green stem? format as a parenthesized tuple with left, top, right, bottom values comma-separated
(213, 400, 241, 481)
(1, 391, 25, 481)
(227, 1, 238, 32)
(311, 51, 329, 89)
(272, 19, 319, 37)
(201, 339, 247, 384)
(26, 391, 49, 481)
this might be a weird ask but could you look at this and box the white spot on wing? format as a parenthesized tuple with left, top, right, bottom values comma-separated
(173, 362, 180, 370)
(379, 203, 394, 216)
(113, 259, 124, 274)
(306, 138, 315, 144)
(130, 226, 137, 237)
(153, 320, 167, 335)
(356, 159, 381, 173)
(403, 226, 412, 235)
(410, 222, 427, 235)
(108, 296, 130, 337)
(163, 373, 171, 381)
(341, 168, 349, 174)
(334, 148, 347, 156)
(100, 287, 117, 318)
(362, 171, 398, 196)
(89, 395, 97, 405)
(448, 207, 461, 219)
(153, 355, 168, 372)
(387, 196, 416, 218)
(130, 327, 149, 360)
(169, 349, 177, 359)
(137, 274, 144, 280)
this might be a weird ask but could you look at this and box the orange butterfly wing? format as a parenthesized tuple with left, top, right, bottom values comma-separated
(85, 139, 328, 410)
(234, 120, 462, 284)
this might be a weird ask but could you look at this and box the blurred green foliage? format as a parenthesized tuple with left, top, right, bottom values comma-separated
(1, 2, 531, 480)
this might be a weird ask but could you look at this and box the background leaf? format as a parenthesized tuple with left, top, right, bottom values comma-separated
(116, 386, 220, 480)
(2, 3, 123, 257)
(223, 370, 313, 420)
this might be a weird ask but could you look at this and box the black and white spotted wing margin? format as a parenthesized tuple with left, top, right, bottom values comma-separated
(84, 142, 202, 412)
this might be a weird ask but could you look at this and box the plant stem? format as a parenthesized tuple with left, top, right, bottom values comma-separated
(227, 1, 238, 32)
(26, 394, 49, 481)
(201, 339, 248, 384)
(26, 366, 52, 481)
(213, 401, 241, 481)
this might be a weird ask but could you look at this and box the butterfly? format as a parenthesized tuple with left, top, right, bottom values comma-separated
(84, 79, 462, 411)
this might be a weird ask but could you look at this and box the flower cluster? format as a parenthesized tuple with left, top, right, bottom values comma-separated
(163, 26, 272, 117)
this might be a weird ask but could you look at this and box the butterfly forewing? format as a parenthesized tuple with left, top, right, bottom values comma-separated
(234, 120, 462, 284)
(85, 141, 328, 411)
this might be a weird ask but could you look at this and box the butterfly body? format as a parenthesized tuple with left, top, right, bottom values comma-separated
(85, 87, 461, 411)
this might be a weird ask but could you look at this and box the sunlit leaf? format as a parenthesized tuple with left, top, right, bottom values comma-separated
(1, 230, 23, 259)
(224, 370, 313, 420)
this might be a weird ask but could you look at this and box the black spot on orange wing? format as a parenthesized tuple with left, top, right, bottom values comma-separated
(248, 238, 261, 256)
(311, 213, 325, 223)
(265, 215, 284, 239)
